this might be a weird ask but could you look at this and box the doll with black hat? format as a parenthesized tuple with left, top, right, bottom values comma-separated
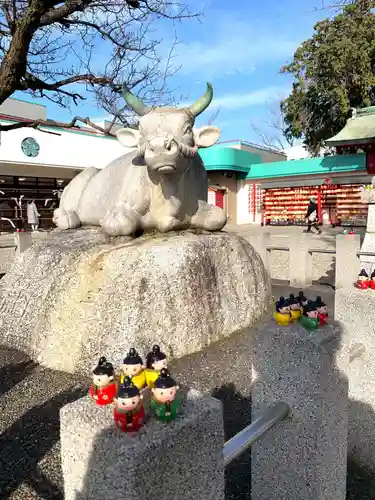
(315, 296, 328, 325)
(369, 270, 375, 290)
(113, 377, 145, 433)
(120, 348, 146, 390)
(298, 300, 319, 331)
(297, 291, 309, 307)
(356, 269, 370, 289)
(273, 296, 291, 326)
(287, 293, 302, 321)
(145, 345, 168, 388)
(151, 368, 180, 422)
(89, 356, 117, 406)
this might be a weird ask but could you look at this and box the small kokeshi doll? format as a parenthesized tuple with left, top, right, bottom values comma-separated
(369, 270, 375, 290)
(297, 291, 309, 307)
(298, 300, 319, 331)
(287, 293, 302, 321)
(273, 296, 291, 326)
(356, 269, 370, 289)
(315, 296, 328, 325)
(145, 345, 168, 388)
(151, 368, 180, 422)
(89, 356, 117, 406)
(120, 348, 146, 390)
(113, 377, 145, 433)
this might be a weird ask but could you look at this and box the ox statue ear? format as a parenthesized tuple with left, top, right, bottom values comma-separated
(115, 127, 141, 148)
(194, 126, 220, 148)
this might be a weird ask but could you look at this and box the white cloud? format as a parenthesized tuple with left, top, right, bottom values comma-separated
(173, 13, 299, 78)
(212, 85, 290, 110)
(181, 85, 290, 111)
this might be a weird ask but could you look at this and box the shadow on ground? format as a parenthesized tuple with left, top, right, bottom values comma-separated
(212, 383, 252, 500)
(0, 386, 87, 499)
(346, 399, 375, 500)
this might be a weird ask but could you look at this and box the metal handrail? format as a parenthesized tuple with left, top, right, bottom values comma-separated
(308, 248, 335, 254)
(265, 246, 289, 251)
(223, 403, 290, 467)
(357, 251, 375, 257)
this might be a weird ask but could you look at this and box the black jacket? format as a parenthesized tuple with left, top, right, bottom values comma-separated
(306, 201, 318, 219)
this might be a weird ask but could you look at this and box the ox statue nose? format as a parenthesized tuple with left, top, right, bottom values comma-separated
(148, 136, 178, 156)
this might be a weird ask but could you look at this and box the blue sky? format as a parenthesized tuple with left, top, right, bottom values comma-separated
(14, 0, 327, 147)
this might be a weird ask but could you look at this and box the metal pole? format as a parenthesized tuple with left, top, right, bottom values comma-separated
(223, 402, 290, 467)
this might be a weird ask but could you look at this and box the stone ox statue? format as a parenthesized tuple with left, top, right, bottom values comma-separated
(53, 83, 227, 236)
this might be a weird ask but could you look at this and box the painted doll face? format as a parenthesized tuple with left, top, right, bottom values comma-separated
(290, 303, 300, 311)
(278, 305, 290, 314)
(152, 358, 168, 371)
(122, 363, 143, 377)
(317, 305, 328, 314)
(307, 310, 318, 318)
(152, 386, 178, 403)
(93, 373, 112, 387)
(358, 275, 368, 282)
(115, 394, 141, 411)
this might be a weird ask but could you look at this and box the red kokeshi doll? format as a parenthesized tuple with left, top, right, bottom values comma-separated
(369, 270, 375, 290)
(113, 376, 145, 433)
(356, 269, 370, 289)
(315, 295, 328, 325)
(89, 356, 117, 406)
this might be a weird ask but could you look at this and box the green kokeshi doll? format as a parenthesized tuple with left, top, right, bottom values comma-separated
(298, 300, 319, 331)
(151, 368, 180, 422)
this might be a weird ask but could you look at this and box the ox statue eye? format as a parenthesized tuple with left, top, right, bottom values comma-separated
(183, 126, 192, 135)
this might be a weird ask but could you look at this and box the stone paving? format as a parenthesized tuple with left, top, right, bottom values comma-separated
(0, 227, 370, 499)
(0, 284, 335, 500)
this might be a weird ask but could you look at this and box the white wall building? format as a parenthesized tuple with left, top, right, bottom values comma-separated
(0, 97, 132, 230)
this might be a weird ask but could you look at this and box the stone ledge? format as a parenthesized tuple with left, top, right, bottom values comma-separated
(60, 388, 224, 500)
(0, 229, 271, 373)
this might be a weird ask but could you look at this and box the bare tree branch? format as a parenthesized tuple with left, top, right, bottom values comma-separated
(0, 115, 117, 135)
(250, 102, 294, 151)
(207, 106, 220, 126)
(0, 0, 200, 130)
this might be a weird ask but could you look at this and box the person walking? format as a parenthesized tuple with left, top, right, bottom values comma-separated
(305, 196, 322, 234)
(27, 199, 40, 231)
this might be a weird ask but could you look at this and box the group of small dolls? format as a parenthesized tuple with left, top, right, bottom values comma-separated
(274, 291, 328, 331)
(355, 269, 375, 290)
(89, 344, 180, 433)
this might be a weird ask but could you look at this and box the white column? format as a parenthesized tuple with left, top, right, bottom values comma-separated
(237, 181, 252, 225)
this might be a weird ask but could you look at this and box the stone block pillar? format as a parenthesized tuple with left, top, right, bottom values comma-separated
(335, 234, 361, 289)
(251, 320, 348, 500)
(360, 204, 375, 273)
(60, 388, 224, 500)
(289, 234, 312, 288)
(14, 231, 32, 256)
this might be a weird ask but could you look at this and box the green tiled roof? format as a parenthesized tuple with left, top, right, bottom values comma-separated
(245, 154, 366, 179)
(326, 106, 375, 146)
(199, 146, 260, 173)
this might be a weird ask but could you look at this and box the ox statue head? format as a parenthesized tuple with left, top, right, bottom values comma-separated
(116, 83, 220, 175)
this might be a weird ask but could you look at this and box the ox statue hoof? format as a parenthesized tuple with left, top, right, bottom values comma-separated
(101, 207, 139, 236)
(156, 216, 180, 233)
(202, 206, 227, 231)
(53, 208, 81, 230)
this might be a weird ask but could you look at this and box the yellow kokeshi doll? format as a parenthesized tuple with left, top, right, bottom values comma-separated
(287, 293, 302, 321)
(145, 345, 168, 388)
(120, 348, 146, 390)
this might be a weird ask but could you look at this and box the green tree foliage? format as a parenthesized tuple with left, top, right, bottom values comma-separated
(281, 0, 375, 155)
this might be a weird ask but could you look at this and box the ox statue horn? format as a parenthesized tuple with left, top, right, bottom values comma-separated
(189, 82, 213, 117)
(122, 84, 150, 116)
(122, 82, 214, 118)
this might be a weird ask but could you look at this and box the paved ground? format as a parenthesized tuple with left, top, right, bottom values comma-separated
(0, 228, 371, 499)
(0, 283, 337, 500)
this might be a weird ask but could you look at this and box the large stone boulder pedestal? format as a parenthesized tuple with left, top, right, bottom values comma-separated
(0, 228, 271, 373)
